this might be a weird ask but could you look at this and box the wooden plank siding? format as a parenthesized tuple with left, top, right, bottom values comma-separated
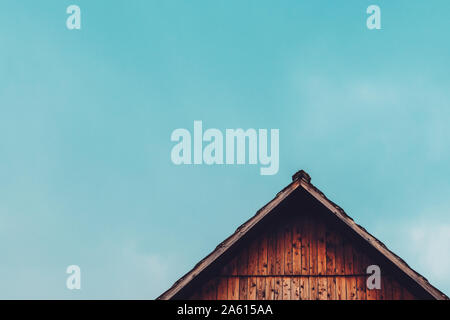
(190, 212, 419, 300)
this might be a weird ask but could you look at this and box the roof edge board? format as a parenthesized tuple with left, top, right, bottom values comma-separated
(298, 179, 448, 300)
(157, 180, 301, 300)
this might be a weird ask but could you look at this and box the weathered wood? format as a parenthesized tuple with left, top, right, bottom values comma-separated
(308, 215, 318, 300)
(237, 247, 248, 299)
(326, 228, 336, 300)
(317, 220, 327, 300)
(258, 233, 268, 275)
(344, 239, 357, 300)
(275, 224, 285, 275)
(284, 223, 293, 275)
(292, 216, 302, 275)
(300, 214, 309, 300)
(248, 239, 259, 276)
(237, 247, 248, 275)
(392, 279, 403, 300)
(282, 277, 291, 300)
(248, 277, 257, 300)
(183, 192, 429, 301)
(300, 215, 309, 276)
(217, 277, 228, 300)
(291, 278, 300, 300)
(335, 228, 346, 300)
(256, 233, 268, 300)
(206, 278, 218, 300)
(266, 277, 275, 300)
(256, 277, 266, 300)
(365, 254, 377, 300)
(239, 277, 247, 300)
(274, 277, 282, 300)
(353, 252, 366, 300)
(382, 275, 393, 300)
(267, 230, 277, 275)
(187, 212, 424, 300)
(227, 257, 239, 300)
(299, 276, 309, 300)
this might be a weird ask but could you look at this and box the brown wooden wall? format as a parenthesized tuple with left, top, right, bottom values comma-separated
(188, 212, 417, 300)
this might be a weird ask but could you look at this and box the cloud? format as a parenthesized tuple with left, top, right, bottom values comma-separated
(374, 217, 450, 297)
(0, 238, 176, 299)
(80, 240, 176, 299)
(406, 223, 450, 286)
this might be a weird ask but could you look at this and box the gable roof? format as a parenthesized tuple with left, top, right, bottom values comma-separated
(158, 170, 449, 300)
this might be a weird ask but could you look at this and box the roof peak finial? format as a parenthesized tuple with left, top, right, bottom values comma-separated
(292, 170, 311, 183)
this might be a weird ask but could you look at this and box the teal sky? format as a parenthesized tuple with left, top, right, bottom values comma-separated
(1, 1, 449, 298)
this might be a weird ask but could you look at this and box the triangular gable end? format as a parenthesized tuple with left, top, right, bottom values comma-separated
(158, 170, 449, 300)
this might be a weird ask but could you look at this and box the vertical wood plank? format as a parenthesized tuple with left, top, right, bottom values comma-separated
(275, 224, 285, 275)
(335, 231, 346, 300)
(376, 276, 383, 300)
(239, 277, 248, 300)
(217, 277, 228, 300)
(248, 277, 257, 300)
(300, 215, 309, 300)
(382, 275, 393, 300)
(299, 277, 309, 300)
(257, 233, 268, 300)
(309, 216, 318, 300)
(365, 255, 377, 300)
(258, 233, 268, 275)
(237, 247, 248, 276)
(247, 237, 258, 300)
(267, 230, 277, 275)
(247, 238, 259, 276)
(392, 279, 403, 300)
(202, 278, 218, 300)
(344, 239, 356, 300)
(282, 277, 291, 300)
(237, 247, 248, 300)
(266, 230, 276, 301)
(284, 223, 293, 276)
(291, 216, 301, 300)
(325, 228, 336, 300)
(353, 251, 366, 300)
(256, 276, 266, 300)
(227, 257, 239, 300)
(274, 277, 282, 300)
(266, 277, 275, 300)
(317, 219, 327, 300)
(300, 214, 309, 275)
(291, 278, 300, 300)
(293, 217, 302, 275)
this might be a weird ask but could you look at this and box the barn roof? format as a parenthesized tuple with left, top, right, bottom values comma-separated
(158, 170, 449, 300)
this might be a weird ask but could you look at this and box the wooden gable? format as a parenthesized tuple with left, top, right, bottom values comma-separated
(158, 170, 448, 300)
(188, 211, 414, 300)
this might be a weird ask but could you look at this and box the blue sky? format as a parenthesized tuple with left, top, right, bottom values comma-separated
(1, 1, 449, 298)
